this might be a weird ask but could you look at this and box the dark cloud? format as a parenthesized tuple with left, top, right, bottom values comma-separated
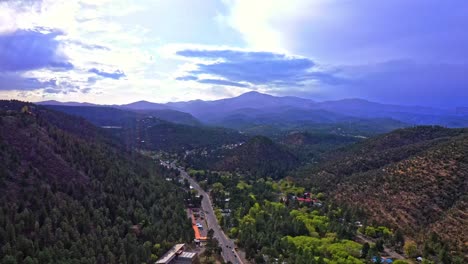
(272, 60, 468, 108)
(43, 88, 62, 94)
(337, 60, 468, 108)
(0, 29, 73, 72)
(284, 0, 468, 64)
(88, 68, 125, 79)
(81, 87, 92, 94)
(175, 75, 198, 81)
(176, 49, 338, 87)
(197, 79, 249, 88)
(42, 79, 80, 94)
(175, 50, 468, 107)
(87, 76, 99, 84)
(0, 72, 56, 91)
(0, 71, 84, 94)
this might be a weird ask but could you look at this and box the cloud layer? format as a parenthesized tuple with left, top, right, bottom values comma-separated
(175, 49, 340, 88)
(0, 30, 72, 72)
(0, 29, 74, 93)
(222, 0, 468, 64)
(0, 0, 467, 106)
(89, 68, 126, 80)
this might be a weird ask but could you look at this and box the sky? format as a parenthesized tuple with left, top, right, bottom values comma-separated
(0, 0, 467, 107)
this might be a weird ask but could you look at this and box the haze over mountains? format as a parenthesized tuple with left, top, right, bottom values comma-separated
(38, 91, 468, 129)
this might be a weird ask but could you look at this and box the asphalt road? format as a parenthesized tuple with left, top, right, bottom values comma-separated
(177, 166, 243, 264)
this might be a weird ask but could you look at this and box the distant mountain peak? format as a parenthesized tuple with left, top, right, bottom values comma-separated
(126, 100, 157, 105)
(121, 100, 167, 110)
(237, 91, 273, 98)
(37, 100, 96, 107)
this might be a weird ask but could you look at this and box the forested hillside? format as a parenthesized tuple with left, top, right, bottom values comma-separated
(296, 126, 468, 252)
(215, 136, 298, 179)
(281, 132, 361, 162)
(41, 104, 246, 152)
(113, 117, 247, 152)
(0, 101, 193, 263)
(43, 105, 201, 127)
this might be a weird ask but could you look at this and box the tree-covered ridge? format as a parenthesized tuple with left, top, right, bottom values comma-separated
(296, 126, 468, 255)
(0, 104, 193, 263)
(298, 126, 467, 187)
(37, 103, 248, 152)
(105, 116, 247, 152)
(280, 132, 361, 162)
(43, 105, 202, 127)
(215, 136, 299, 179)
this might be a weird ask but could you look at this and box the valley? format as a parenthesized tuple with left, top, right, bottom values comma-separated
(2, 2, 468, 264)
(1, 96, 467, 264)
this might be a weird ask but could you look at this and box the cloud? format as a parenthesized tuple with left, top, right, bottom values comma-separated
(197, 79, 249, 88)
(0, 70, 87, 94)
(0, 72, 57, 91)
(88, 68, 126, 79)
(0, 29, 73, 72)
(66, 40, 110, 51)
(0, 0, 157, 100)
(222, 0, 468, 64)
(176, 50, 288, 62)
(336, 60, 468, 107)
(43, 88, 62, 94)
(176, 49, 339, 87)
(1, 0, 466, 107)
(175, 75, 198, 81)
(42, 82, 80, 94)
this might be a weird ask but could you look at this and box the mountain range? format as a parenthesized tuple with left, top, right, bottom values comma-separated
(37, 91, 468, 130)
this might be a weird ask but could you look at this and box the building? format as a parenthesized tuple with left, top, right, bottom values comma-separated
(176, 252, 197, 264)
(155, 244, 197, 264)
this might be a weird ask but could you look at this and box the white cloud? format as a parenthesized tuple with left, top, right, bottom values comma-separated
(0, 0, 158, 100)
(221, 0, 468, 65)
(1, 0, 257, 103)
(3, 0, 465, 106)
(220, 0, 316, 53)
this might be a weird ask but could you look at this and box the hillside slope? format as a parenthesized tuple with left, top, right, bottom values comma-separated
(41, 105, 244, 152)
(297, 126, 468, 250)
(216, 136, 298, 179)
(0, 101, 193, 263)
(43, 105, 201, 126)
(112, 117, 247, 152)
(280, 132, 361, 161)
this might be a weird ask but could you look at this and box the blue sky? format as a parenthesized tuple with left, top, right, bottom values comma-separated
(0, 0, 467, 107)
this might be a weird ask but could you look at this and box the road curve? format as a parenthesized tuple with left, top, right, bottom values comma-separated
(177, 166, 244, 264)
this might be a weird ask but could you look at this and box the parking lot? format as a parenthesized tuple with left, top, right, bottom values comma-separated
(187, 208, 209, 240)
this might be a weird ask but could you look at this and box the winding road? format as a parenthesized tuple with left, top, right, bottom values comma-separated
(175, 165, 244, 264)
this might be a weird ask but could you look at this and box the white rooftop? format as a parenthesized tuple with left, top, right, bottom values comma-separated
(155, 244, 185, 264)
(179, 252, 196, 259)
